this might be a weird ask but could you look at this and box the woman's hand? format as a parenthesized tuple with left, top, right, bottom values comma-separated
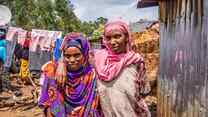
(55, 57, 67, 87)
(46, 108, 53, 117)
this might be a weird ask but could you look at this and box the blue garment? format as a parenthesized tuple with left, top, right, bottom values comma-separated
(0, 39, 6, 46)
(53, 38, 62, 62)
(0, 39, 6, 63)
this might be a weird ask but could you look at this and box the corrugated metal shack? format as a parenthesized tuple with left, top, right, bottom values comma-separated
(138, 0, 208, 117)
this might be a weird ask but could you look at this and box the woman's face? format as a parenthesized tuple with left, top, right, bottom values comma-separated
(64, 46, 84, 71)
(105, 30, 127, 54)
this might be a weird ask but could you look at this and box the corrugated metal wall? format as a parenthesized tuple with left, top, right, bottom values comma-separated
(158, 0, 208, 117)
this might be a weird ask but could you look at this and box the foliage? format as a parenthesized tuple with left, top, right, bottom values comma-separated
(91, 24, 104, 41)
(1, 0, 79, 33)
(0, 0, 107, 36)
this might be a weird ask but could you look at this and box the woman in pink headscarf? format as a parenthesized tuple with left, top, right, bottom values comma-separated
(93, 19, 151, 117)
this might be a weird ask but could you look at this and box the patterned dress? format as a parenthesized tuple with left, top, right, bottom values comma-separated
(38, 61, 100, 117)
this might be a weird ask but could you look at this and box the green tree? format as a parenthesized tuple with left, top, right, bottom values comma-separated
(95, 17, 107, 27)
(0, 1, 108, 37)
(91, 24, 104, 41)
(0, 0, 80, 33)
(79, 17, 107, 37)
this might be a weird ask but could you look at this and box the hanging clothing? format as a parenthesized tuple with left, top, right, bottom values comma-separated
(4, 27, 21, 70)
(53, 38, 62, 62)
(29, 30, 60, 71)
(19, 58, 30, 80)
(0, 39, 6, 63)
(53, 32, 62, 62)
(21, 48, 29, 60)
(17, 30, 27, 47)
(14, 44, 29, 60)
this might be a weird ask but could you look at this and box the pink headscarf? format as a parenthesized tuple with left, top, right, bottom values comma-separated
(103, 19, 132, 53)
(94, 19, 145, 82)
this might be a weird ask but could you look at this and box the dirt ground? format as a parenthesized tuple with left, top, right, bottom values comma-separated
(0, 106, 43, 117)
(0, 76, 156, 117)
(0, 75, 43, 117)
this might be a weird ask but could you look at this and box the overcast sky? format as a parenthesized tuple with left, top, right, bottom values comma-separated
(70, 0, 158, 22)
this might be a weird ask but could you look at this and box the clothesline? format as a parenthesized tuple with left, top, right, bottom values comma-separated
(4, 27, 63, 72)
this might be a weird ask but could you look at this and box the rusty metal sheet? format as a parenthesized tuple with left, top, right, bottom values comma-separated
(158, 0, 208, 116)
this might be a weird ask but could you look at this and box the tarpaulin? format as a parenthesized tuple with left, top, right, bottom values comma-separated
(29, 29, 62, 71)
